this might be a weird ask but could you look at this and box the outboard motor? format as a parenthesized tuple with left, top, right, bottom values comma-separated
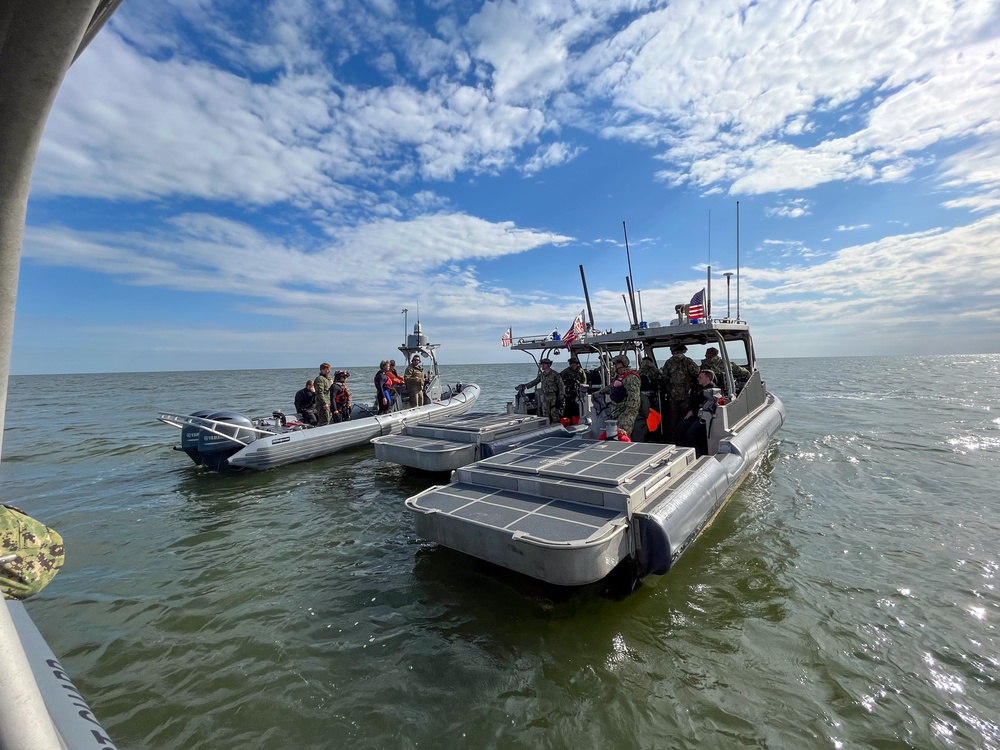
(198, 411, 255, 472)
(180, 409, 216, 465)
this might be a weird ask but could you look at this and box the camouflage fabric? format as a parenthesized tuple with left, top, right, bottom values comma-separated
(638, 363, 661, 392)
(701, 354, 749, 386)
(2, 505, 65, 600)
(404, 364, 426, 408)
(314, 372, 333, 425)
(610, 371, 642, 437)
(522, 369, 566, 422)
(661, 353, 699, 400)
(560, 364, 587, 390)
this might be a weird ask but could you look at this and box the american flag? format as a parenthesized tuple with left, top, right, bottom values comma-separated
(688, 289, 705, 322)
(562, 310, 586, 345)
(501, 327, 512, 347)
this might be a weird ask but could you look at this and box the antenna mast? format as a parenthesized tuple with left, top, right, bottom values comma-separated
(579, 265, 595, 332)
(622, 221, 639, 326)
(736, 201, 741, 322)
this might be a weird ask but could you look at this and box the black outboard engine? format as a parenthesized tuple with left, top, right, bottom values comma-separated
(198, 411, 255, 472)
(180, 409, 216, 465)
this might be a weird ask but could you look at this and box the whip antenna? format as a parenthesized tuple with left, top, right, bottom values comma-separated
(622, 221, 639, 326)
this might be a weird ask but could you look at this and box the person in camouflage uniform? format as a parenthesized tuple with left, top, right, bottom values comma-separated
(608, 354, 646, 441)
(1, 505, 65, 600)
(661, 343, 699, 442)
(404, 355, 426, 409)
(519, 357, 565, 423)
(638, 355, 661, 391)
(700, 346, 750, 394)
(560, 356, 587, 422)
(314, 363, 334, 426)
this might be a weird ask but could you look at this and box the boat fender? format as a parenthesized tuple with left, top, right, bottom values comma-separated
(633, 515, 672, 576)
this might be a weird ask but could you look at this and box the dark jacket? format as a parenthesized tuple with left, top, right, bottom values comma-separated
(294, 387, 316, 413)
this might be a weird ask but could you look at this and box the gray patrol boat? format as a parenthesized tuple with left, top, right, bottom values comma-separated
(404, 299, 785, 587)
(159, 322, 480, 472)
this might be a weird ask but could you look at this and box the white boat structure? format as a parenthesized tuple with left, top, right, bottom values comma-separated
(159, 323, 481, 472)
(2, 4, 125, 748)
(403, 295, 785, 587)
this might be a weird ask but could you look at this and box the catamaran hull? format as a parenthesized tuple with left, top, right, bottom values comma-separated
(633, 394, 785, 577)
(407, 395, 784, 587)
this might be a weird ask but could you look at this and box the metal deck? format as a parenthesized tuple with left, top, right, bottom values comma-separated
(406, 437, 696, 584)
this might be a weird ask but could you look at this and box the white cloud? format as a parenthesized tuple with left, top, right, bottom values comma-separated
(23, 212, 572, 321)
(521, 141, 585, 175)
(766, 198, 813, 219)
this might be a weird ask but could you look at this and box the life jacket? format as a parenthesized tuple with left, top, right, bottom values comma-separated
(609, 370, 639, 403)
(333, 382, 350, 405)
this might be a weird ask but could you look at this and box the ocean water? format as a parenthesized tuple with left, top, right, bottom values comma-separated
(3, 356, 998, 749)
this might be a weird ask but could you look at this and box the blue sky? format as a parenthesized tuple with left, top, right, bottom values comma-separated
(13, 0, 1000, 374)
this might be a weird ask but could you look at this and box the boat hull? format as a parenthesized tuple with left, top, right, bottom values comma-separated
(167, 384, 481, 471)
(406, 394, 784, 586)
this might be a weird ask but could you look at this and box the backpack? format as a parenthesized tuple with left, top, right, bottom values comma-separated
(1, 504, 65, 600)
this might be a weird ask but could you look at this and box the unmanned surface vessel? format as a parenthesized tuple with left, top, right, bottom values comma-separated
(405, 302, 784, 586)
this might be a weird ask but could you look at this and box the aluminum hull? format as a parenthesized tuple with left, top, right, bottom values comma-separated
(406, 394, 784, 586)
(161, 384, 481, 471)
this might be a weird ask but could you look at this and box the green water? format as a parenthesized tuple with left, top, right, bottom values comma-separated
(4, 357, 998, 748)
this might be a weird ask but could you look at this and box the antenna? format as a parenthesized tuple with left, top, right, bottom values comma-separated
(622, 221, 639, 326)
(637, 289, 644, 324)
(707, 210, 712, 317)
(579, 265, 595, 331)
(723, 272, 733, 319)
(401, 308, 408, 340)
(736, 201, 741, 322)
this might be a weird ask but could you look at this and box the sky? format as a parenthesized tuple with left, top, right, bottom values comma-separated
(12, 0, 1000, 374)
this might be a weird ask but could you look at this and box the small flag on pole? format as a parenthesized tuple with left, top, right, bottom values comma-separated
(501, 327, 512, 347)
(562, 309, 586, 345)
(688, 289, 705, 322)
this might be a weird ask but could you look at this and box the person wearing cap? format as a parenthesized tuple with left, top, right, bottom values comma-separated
(294, 379, 318, 426)
(560, 356, 587, 422)
(331, 370, 352, 422)
(609, 354, 647, 441)
(700, 346, 749, 395)
(518, 357, 565, 423)
(315, 363, 334, 425)
(660, 343, 699, 439)
(404, 355, 426, 409)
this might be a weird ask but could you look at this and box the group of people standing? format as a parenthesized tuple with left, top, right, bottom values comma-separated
(375, 356, 428, 414)
(295, 355, 432, 424)
(517, 344, 749, 455)
(295, 363, 353, 426)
